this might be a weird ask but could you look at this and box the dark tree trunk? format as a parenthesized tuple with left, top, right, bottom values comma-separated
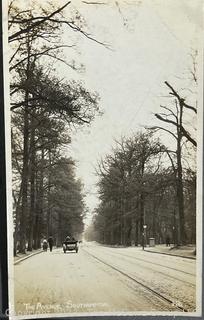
(13, 186, 22, 256)
(176, 102, 187, 244)
(19, 107, 29, 253)
(27, 115, 36, 251)
(38, 149, 45, 247)
(18, 33, 31, 254)
(33, 215, 39, 249)
(126, 217, 132, 246)
(33, 148, 45, 249)
(57, 212, 62, 247)
(139, 193, 145, 246)
(46, 151, 51, 237)
(120, 212, 123, 245)
(152, 212, 156, 237)
(134, 219, 139, 246)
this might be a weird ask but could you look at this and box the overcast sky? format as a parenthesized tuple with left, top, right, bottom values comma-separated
(57, 0, 202, 225)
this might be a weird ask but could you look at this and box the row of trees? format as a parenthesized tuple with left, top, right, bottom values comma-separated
(9, 1, 198, 252)
(9, 1, 101, 254)
(85, 76, 197, 246)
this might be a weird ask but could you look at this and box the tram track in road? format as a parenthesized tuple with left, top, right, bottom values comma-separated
(98, 246, 195, 277)
(106, 251, 195, 287)
(82, 247, 191, 313)
(94, 248, 196, 287)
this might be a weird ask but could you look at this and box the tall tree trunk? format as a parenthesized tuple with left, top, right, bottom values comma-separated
(27, 114, 36, 251)
(177, 101, 186, 244)
(19, 33, 31, 254)
(56, 212, 62, 247)
(33, 148, 45, 249)
(152, 212, 156, 238)
(126, 217, 132, 246)
(139, 192, 145, 246)
(134, 200, 139, 246)
(13, 186, 22, 256)
(19, 107, 29, 253)
(46, 151, 51, 237)
(134, 218, 139, 246)
(120, 197, 123, 245)
(38, 148, 45, 247)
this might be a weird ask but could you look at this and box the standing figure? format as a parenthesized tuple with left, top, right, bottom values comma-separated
(166, 235, 170, 247)
(42, 238, 48, 251)
(47, 236, 54, 252)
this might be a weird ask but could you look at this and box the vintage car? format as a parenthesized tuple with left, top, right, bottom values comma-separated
(63, 238, 78, 253)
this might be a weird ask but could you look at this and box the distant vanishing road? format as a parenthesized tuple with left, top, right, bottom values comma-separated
(14, 242, 196, 316)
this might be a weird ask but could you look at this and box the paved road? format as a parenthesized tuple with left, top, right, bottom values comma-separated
(14, 242, 196, 316)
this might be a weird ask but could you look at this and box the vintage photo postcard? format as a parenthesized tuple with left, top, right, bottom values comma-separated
(3, 0, 203, 319)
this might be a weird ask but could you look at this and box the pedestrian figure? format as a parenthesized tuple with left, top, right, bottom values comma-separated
(166, 235, 170, 247)
(47, 236, 54, 252)
(42, 238, 48, 251)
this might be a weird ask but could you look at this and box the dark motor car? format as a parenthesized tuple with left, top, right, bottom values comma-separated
(63, 237, 78, 253)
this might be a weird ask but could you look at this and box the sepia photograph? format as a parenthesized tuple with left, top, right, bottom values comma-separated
(4, 0, 203, 318)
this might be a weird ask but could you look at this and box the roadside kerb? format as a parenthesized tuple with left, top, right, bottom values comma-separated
(144, 249, 196, 260)
(14, 249, 43, 265)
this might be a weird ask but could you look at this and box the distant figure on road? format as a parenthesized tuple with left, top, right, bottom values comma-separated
(47, 236, 54, 252)
(42, 238, 48, 251)
(166, 235, 170, 247)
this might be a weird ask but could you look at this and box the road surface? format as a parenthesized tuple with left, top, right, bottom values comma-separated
(14, 242, 196, 316)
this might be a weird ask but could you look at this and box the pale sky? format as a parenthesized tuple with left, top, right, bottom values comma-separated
(56, 0, 202, 225)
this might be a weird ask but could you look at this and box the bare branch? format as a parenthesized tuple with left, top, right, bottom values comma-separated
(9, 45, 75, 71)
(46, 18, 111, 49)
(147, 125, 177, 140)
(9, 43, 22, 64)
(165, 149, 176, 175)
(160, 105, 178, 121)
(164, 81, 197, 114)
(155, 113, 197, 147)
(9, 1, 71, 42)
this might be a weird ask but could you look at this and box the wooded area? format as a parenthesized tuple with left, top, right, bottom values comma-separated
(9, 1, 197, 255)
(85, 78, 197, 246)
(9, 1, 100, 254)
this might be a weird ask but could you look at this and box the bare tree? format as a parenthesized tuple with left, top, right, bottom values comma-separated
(151, 79, 197, 244)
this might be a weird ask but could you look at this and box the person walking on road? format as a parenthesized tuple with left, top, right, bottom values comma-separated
(166, 235, 170, 247)
(47, 236, 54, 252)
(42, 238, 48, 251)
